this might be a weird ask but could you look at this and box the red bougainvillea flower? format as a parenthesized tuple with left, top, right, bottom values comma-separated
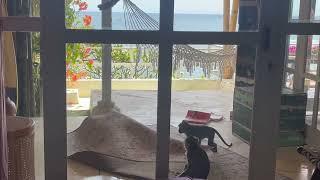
(88, 59, 94, 65)
(72, 74, 79, 81)
(83, 47, 91, 57)
(83, 15, 92, 26)
(79, 2, 88, 10)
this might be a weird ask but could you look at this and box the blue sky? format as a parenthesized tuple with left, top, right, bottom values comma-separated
(86, 0, 320, 16)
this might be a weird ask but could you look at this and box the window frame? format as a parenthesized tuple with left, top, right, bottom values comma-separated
(284, 0, 320, 146)
(1, 0, 309, 179)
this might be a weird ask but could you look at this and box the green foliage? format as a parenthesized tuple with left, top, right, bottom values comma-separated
(32, 0, 40, 16)
(31, 0, 159, 81)
(112, 45, 131, 63)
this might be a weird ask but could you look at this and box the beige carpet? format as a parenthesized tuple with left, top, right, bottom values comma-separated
(67, 110, 291, 180)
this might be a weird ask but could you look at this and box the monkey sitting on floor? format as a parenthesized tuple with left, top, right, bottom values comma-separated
(178, 121, 232, 152)
(178, 136, 210, 179)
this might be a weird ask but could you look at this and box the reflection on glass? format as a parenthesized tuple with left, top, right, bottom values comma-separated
(316, 0, 320, 20)
(318, 90, 320, 130)
(290, 0, 320, 23)
(4, 0, 39, 17)
(287, 35, 297, 69)
(6, 32, 44, 179)
(290, 0, 300, 20)
(306, 37, 320, 75)
(284, 72, 294, 89)
(305, 79, 316, 125)
(287, 35, 320, 74)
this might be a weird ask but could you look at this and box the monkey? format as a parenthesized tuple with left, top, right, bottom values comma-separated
(178, 120, 232, 152)
(178, 136, 210, 179)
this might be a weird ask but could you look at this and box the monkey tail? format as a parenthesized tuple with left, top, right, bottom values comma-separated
(214, 129, 232, 147)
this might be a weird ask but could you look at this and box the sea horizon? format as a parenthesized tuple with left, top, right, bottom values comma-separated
(78, 11, 320, 45)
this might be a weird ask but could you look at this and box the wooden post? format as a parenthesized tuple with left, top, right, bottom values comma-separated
(229, 0, 239, 32)
(222, 0, 233, 79)
(223, 0, 230, 32)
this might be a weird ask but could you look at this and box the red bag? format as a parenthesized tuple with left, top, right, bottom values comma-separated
(185, 110, 211, 124)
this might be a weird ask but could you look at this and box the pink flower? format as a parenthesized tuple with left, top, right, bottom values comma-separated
(289, 45, 296, 54)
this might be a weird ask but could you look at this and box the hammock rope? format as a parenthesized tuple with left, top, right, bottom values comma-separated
(122, 0, 237, 79)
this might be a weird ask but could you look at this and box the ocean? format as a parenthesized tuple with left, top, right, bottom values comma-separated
(83, 11, 223, 31)
(76, 12, 319, 79)
(81, 12, 320, 45)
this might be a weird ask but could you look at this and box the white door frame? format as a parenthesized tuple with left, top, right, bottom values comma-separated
(1, 0, 310, 179)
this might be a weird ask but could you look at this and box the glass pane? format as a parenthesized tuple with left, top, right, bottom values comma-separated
(2, 0, 40, 17)
(277, 76, 313, 179)
(66, 43, 159, 179)
(65, 0, 160, 30)
(174, 0, 258, 32)
(317, 90, 320, 130)
(290, 0, 320, 23)
(4, 31, 44, 179)
(287, 35, 296, 69)
(305, 79, 316, 125)
(306, 36, 320, 75)
(288, 35, 319, 74)
(169, 44, 303, 179)
(284, 72, 294, 89)
(290, 0, 300, 20)
(169, 44, 248, 179)
(31, 32, 44, 180)
(316, 0, 320, 20)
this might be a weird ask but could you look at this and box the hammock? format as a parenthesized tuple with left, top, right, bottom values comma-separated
(121, 0, 237, 79)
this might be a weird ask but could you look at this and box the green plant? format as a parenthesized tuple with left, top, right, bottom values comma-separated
(112, 45, 131, 63)
(65, 0, 98, 82)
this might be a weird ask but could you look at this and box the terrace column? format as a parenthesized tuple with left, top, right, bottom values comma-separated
(101, 0, 112, 104)
(92, 0, 120, 114)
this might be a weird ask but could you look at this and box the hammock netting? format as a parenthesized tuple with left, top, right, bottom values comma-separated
(122, 0, 237, 79)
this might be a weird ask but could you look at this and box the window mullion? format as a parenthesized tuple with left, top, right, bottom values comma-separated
(41, 0, 67, 179)
(156, 0, 174, 179)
